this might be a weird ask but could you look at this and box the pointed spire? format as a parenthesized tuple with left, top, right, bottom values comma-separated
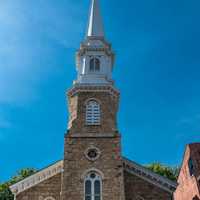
(87, 0, 104, 38)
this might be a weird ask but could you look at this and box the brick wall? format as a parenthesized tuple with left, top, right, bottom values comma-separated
(174, 143, 200, 200)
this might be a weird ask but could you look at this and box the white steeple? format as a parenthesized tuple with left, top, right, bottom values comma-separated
(87, 0, 104, 38)
(74, 0, 115, 86)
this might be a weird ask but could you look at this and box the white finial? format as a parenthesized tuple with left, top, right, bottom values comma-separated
(87, 0, 104, 38)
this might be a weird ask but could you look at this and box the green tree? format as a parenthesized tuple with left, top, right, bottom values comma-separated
(0, 168, 37, 200)
(146, 163, 179, 181)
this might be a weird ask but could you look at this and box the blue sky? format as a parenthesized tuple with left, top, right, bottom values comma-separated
(1, 0, 200, 182)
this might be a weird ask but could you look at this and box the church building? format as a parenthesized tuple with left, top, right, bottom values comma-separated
(10, 0, 177, 199)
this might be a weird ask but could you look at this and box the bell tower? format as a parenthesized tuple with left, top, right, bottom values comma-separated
(61, 1, 125, 200)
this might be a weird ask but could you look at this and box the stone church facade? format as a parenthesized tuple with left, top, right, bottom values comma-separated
(10, 0, 178, 199)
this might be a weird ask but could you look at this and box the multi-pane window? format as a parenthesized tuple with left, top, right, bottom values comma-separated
(86, 100, 101, 125)
(89, 58, 100, 72)
(85, 172, 102, 200)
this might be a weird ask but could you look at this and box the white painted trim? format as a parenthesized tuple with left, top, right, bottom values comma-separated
(68, 132, 118, 138)
(44, 197, 56, 200)
(81, 168, 105, 180)
(136, 195, 144, 200)
(123, 157, 177, 193)
(68, 84, 120, 99)
(85, 100, 101, 125)
(83, 170, 103, 200)
(84, 98, 102, 106)
(9, 160, 63, 195)
(84, 146, 101, 161)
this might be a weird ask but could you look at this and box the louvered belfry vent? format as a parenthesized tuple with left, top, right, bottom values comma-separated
(86, 100, 101, 125)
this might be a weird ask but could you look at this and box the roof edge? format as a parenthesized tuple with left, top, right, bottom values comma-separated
(123, 157, 177, 193)
(9, 160, 63, 195)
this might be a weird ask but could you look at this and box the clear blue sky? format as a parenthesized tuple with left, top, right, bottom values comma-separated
(1, 0, 200, 182)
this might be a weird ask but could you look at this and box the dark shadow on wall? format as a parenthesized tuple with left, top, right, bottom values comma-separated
(193, 195, 200, 200)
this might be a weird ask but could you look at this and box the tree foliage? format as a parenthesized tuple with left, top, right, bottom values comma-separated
(146, 163, 180, 181)
(0, 168, 37, 200)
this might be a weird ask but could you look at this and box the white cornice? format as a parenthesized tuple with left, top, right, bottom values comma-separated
(9, 160, 63, 196)
(68, 84, 120, 98)
(123, 157, 177, 193)
(67, 132, 118, 138)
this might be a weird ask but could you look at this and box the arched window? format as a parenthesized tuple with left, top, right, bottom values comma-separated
(85, 172, 102, 200)
(136, 196, 144, 200)
(86, 100, 101, 125)
(89, 58, 100, 72)
(44, 197, 55, 200)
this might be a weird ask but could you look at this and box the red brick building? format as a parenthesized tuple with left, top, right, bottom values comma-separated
(174, 143, 200, 200)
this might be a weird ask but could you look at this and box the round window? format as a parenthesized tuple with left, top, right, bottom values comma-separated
(88, 149, 98, 159)
(85, 147, 100, 161)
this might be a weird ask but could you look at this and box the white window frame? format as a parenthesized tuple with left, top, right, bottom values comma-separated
(136, 195, 144, 200)
(86, 100, 101, 125)
(44, 197, 56, 200)
(89, 57, 100, 72)
(84, 172, 102, 200)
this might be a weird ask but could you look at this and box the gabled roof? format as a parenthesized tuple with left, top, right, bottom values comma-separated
(9, 160, 63, 196)
(123, 157, 177, 193)
(10, 157, 177, 196)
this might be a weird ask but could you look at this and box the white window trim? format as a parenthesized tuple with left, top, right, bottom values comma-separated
(89, 57, 101, 73)
(136, 195, 144, 200)
(86, 100, 101, 126)
(84, 171, 102, 200)
(44, 197, 56, 200)
(84, 146, 101, 161)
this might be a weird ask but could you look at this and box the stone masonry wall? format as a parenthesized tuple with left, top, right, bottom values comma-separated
(124, 171, 172, 200)
(61, 135, 124, 200)
(16, 173, 61, 200)
(67, 87, 119, 135)
(61, 87, 124, 200)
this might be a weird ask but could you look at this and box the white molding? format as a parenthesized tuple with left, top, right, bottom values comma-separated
(86, 100, 101, 125)
(81, 168, 105, 180)
(44, 197, 56, 200)
(9, 160, 63, 196)
(68, 133, 118, 138)
(68, 84, 120, 99)
(84, 146, 101, 161)
(84, 98, 102, 106)
(123, 157, 177, 193)
(136, 195, 144, 200)
(83, 171, 103, 200)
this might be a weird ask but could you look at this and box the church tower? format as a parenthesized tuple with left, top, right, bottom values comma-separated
(61, 0, 125, 200)
(9, 1, 178, 199)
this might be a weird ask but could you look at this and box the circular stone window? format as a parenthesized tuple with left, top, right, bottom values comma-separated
(85, 147, 100, 161)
